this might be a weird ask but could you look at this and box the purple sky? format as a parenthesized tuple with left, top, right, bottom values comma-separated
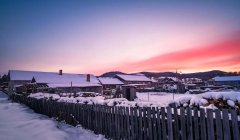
(1, 0, 240, 75)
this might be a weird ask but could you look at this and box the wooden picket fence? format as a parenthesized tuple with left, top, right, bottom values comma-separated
(11, 94, 240, 140)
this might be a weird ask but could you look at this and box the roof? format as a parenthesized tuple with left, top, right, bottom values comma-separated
(98, 77, 124, 85)
(115, 74, 151, 82)
(213, 76, 240, 82)
(9, 70, 101, 88)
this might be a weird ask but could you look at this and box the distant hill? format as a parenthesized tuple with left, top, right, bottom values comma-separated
(143, 70, 231, 80)
(101, 70, 234, 80)
(101, 71, 126, 77)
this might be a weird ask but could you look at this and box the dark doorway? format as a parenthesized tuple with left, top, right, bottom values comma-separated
(126, 88, 131, 100)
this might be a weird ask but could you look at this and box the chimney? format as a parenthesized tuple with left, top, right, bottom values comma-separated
(86, 74, 90, 82)
(59, 69, 63, 75)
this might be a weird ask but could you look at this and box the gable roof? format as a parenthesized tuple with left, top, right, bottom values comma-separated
(115, 74, 151, 82)
(98, 77, 124, 85)
(9, 70, 101, 88)
(213, 76, 240, 82)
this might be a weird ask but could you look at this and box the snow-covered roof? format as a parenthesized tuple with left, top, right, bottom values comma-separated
(213, 76, 240, 82)
(98, 77, 124, 85)
(115, 74, 151, 82)
(9, 70, 101, 88)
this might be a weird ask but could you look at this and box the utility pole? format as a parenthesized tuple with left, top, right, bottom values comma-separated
(148, 92, 150, 101)
(173, 69, 178, 100)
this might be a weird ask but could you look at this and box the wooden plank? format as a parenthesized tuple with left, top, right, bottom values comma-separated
(206, 109, 214, 140)
(147, 107, 153, 140)
(116, 106, 120, 139)
(105, 106, 109, 137)
(143, 107, 148, 140)
(193, 108, 200, 140)
(200, 108, 206, 140)
(186, 108, 193, 140)
(122, 107, 126, 139)
(152, 107, 158, 140)
(173, 107, 180, 140)
(134, 107, 139, 139)
(114, 106, 119, 139)
(167, 107, 173, 140)
(180, 108, 186, 140)
(139, 107, 143, 140)
(125, 107, 130, 140)
(215, 109, 223, 140)
(156, 108, 162, 140)
(110, 106, 114, 138)
(222, 109, 231, 140)
(161, 107, 167, 140)
(230, 109, 239, 140)
(130, 107, 134, 139)
(119, 106, 123, 139)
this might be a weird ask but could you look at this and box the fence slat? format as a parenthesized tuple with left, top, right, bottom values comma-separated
(167, 107, 173, 140)
(215, 109, 223, 140)
(152, 107, 158, 140)
(147, 107, 153, 140)
(186, 108, 193, 140)
(130, 107, 134, 139)
(180, 108, 186, 140)
(126, 107, 130, 140)
(123, 107, 126, 139)
(173, 107, 180, 140)
(193, 108, 200, 140)
(139, 107, 143, 140)
(222, 109, 231, 140)
(207, 109, 214, 140)
(230, 109, 239, 140)
(200, 108, 207, 140)
(143, 107, 148, 140)
(157, 108, 162, 140)
(161, 107, 167, 140)
(134, 107, 139, 139)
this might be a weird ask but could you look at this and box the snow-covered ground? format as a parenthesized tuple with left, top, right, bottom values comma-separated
(27, 90, 240, 109)
(0, 91, 106, 140)
(136, 92, 193, 105)
(137, 91, 240, 108)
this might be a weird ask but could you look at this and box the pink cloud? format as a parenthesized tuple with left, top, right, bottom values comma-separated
(92, 33, 240, 74)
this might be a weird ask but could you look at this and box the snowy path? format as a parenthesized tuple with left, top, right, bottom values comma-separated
(0, 91, 106, 140)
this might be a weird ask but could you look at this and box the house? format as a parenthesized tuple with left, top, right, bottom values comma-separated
(8, 70, 102, 94)
(213, 76, 240, 88)
(157, 77, 185, 93)
(114, 74, 152, 89)
(98, 77, 124, 95)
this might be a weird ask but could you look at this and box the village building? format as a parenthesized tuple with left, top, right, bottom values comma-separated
(8, 70, 102, 94)
(114, 74, 152, 89)
(98, 77, 124, 95)
(213, 76, 240, 88)
(157, 77, 185, 93)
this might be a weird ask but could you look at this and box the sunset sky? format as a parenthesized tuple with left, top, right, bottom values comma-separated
(0, 0, 240, 75)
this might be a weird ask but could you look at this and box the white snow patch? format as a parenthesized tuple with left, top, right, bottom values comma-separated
(0, 91, 106, 140)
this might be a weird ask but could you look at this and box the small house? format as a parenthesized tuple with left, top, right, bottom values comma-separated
(98, 77, 124, 95)
(115, 74, 152, 89)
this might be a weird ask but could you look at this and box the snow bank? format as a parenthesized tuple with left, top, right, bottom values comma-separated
(171, 91, 240, 109)
(0, 91, 106, 140)
(27, 91, 240, 109)
(28, 92, 165, 108)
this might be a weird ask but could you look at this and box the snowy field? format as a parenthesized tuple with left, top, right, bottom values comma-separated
(0, 91, 106, 140)
(136, 92, 194, 106)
